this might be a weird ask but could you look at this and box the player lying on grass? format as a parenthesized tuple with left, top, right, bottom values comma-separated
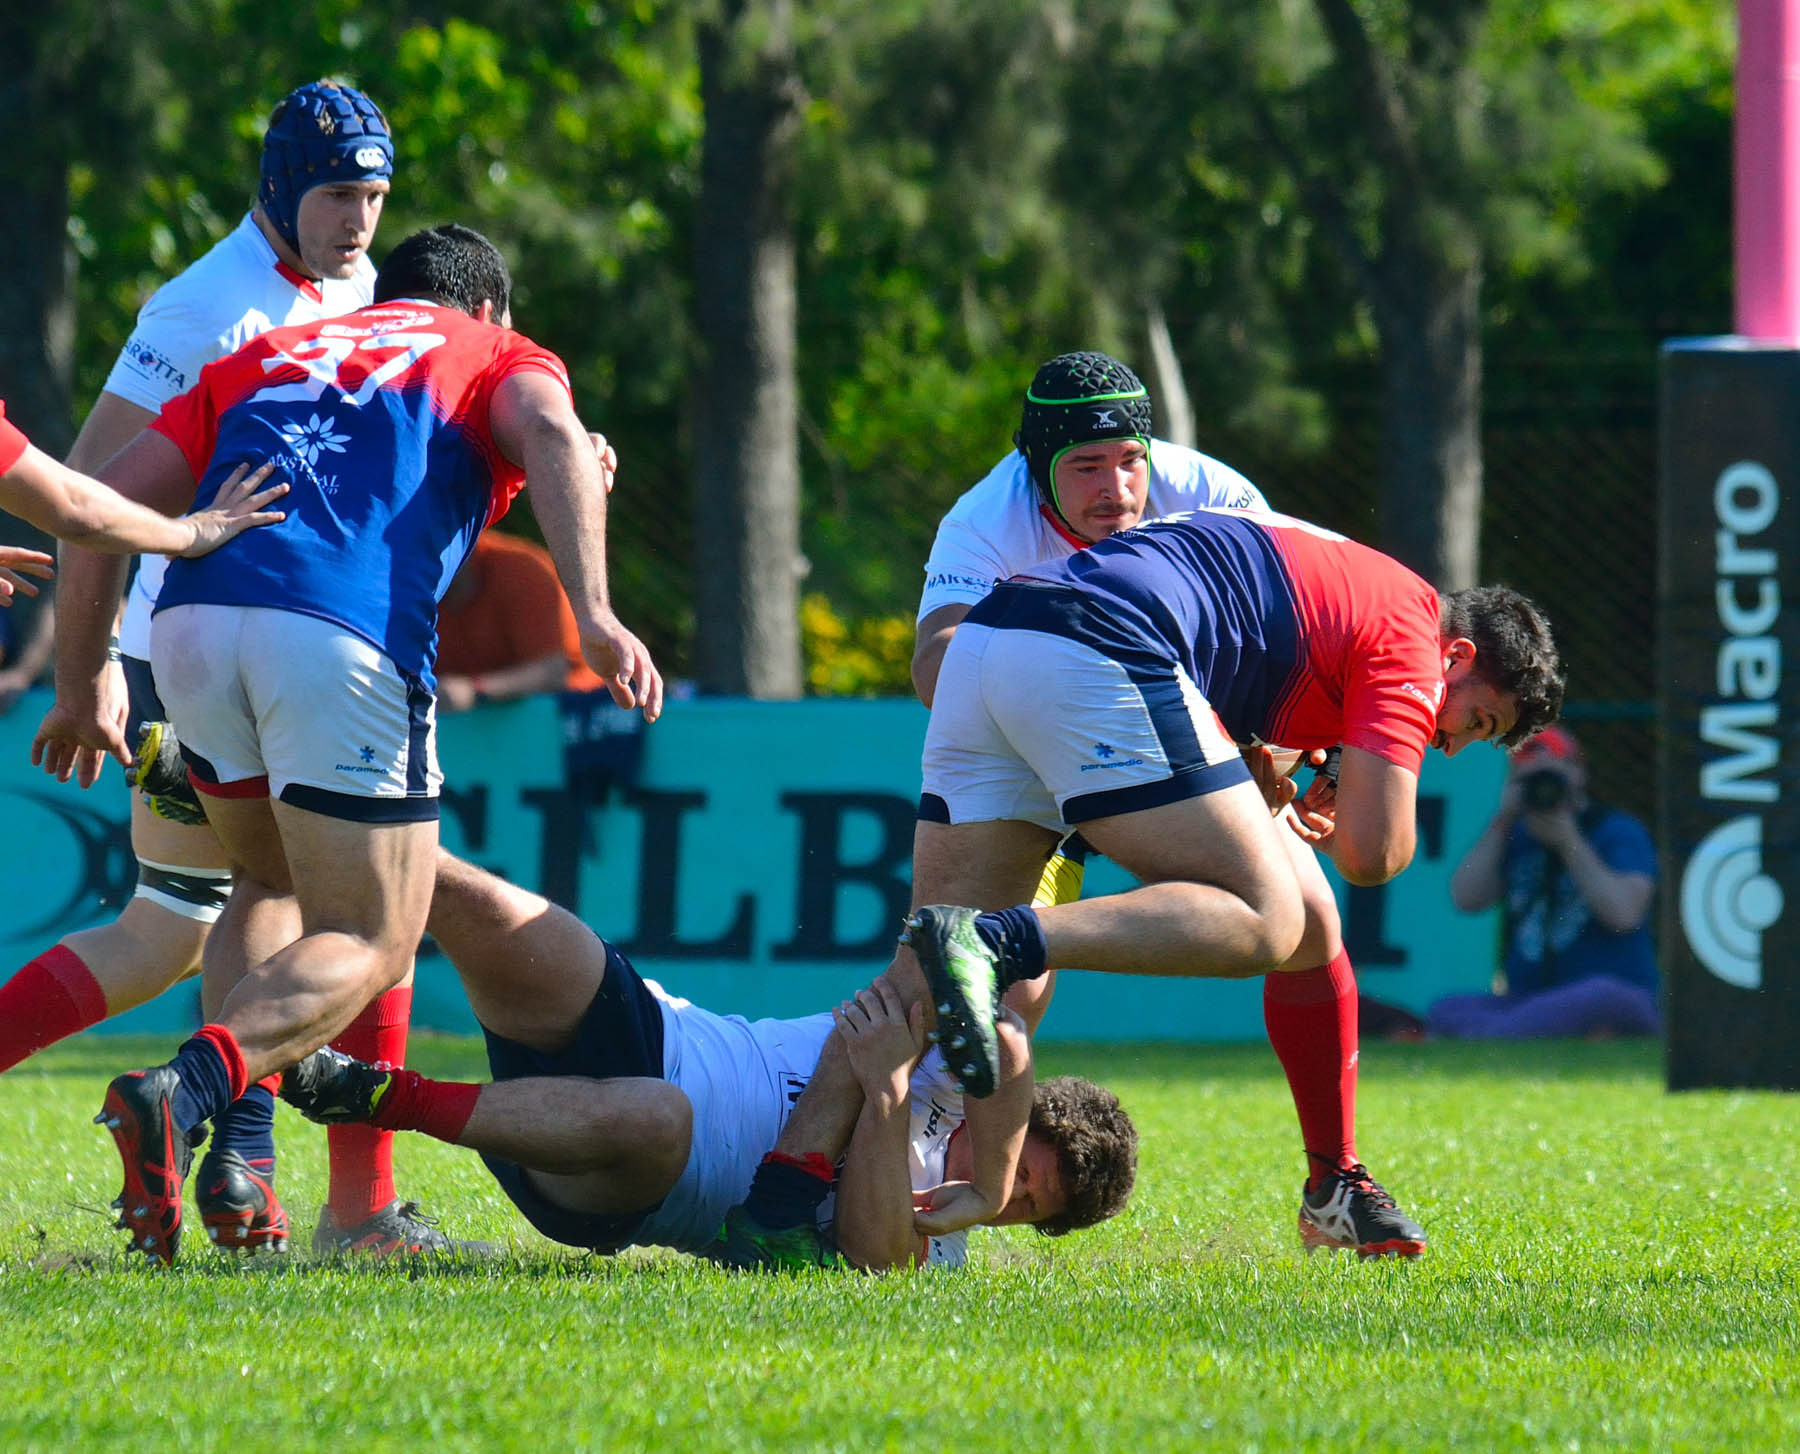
(278, 851, 1137, 1270)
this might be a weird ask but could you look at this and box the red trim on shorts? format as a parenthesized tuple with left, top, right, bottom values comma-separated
(189, 770, 271, 799)
(272, 259, 323, 303)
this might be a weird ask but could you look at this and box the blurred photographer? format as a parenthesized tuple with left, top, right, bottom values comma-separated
(1433, 725, 1659, 1039)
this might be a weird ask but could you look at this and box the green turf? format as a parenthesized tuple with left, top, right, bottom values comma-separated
(1, 1035, 1794, 1452)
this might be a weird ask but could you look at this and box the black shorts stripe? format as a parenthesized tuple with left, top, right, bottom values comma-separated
(278, 783, 440, 823)
(917, 792, 951, 823)
(120, 654, 167, 735)
(405, 680, 432, 796)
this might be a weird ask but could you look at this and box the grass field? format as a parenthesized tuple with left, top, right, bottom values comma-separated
(0, 1033, 1794, 1451)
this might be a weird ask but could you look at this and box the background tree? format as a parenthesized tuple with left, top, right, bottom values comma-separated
(691, 0, 806, 697)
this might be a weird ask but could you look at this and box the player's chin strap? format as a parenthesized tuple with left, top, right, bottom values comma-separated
(1038, 502, 1094, 552)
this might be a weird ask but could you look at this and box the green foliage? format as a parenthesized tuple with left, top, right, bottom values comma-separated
(799, 592, 914, 696)
(27, 0, 1737, 686)
(3, 1036, 1798, 1448)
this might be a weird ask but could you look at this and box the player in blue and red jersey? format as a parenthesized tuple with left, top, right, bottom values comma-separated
(2, 83, 490, 1259)
(883, 506, 1562, 1253)
(43, 224, 661, 1263)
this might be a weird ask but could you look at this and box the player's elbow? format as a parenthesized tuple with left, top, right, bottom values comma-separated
(1332, 831, 1415, 887)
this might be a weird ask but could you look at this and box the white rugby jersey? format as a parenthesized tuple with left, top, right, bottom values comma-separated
(631, 985, 835, 1254)
(630, 985, 973, 1267)
(104, 212, 375, 658)
(916, 441, 1268, 624)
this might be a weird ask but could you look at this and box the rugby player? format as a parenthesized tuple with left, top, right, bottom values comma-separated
(279, 852, 1137, 1270)
(0, 82, 486, 1256)
(735, 355, 1458, 1265)
(46, 222, 659, 1264)
(909, 351, 1433, 1255)
(893, 506, 1560, 1243)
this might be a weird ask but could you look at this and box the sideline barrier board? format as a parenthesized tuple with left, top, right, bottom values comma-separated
(0, 691, 1503, 1041)
(1660, 340, 1799, 1088)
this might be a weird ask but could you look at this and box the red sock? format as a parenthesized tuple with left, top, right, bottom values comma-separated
(326, 986, 413, 1223)
(0, 947, 109, 1072)
(368, 1069, 482, 1144)
(1263, 950, 1360, 1188)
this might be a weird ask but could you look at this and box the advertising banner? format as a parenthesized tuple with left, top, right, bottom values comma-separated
(0, 691, 1503, 1042)
(1660, 340, 1799, 1088)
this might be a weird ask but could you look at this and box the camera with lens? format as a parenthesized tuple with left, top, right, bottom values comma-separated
(1518, 766, 1569, 813)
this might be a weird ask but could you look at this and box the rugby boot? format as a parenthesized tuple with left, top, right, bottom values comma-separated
(280, 1046, 393, 1124)
(129, 719, 207, 826)
(195, 1147, 290, 1253)
(1298, 1163, 1428, 1258)
(95, 1067, 194, 1266)
(901, 905, 1003, 1098)
(702, 1205, 847, 1272)
(313, 1199, 496, 1258)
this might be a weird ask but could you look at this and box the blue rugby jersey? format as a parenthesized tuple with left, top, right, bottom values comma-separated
(151, 301, 569, 689)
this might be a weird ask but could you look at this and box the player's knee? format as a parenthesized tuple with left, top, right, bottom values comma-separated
(1235, 881, 1306, 975)
(638, 1085, 692, 1183)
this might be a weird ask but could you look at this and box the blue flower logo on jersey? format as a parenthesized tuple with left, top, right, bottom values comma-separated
(359, 746, 377, 764)
(280, 413, 351, 466)
(1094, 742, 1116, 759)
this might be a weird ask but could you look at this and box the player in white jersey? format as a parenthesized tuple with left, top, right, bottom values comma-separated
(277, 852, 1137, 1270)
(913, 434, 1266, 703)
(3, 81, 482, 1257)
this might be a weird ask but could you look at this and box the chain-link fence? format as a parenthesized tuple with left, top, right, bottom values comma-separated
(591, 396, 1662, 824)
(1209, 407, 1660, 824)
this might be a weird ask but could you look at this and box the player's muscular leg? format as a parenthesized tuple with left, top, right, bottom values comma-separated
(206, 797, 437, 1079)
(466, 1077, 692, 1215)
(424, 850, 606, 1052)
(1270, 831, 1345, 974)
(1045, 783, 1306, 977)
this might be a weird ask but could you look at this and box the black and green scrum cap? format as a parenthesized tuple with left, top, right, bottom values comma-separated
(1014, 352, 1154, 527)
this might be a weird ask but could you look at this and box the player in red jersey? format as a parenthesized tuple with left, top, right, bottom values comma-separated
(43, 224, 660, 1264)
(0, 83, 489, 1259)
(891, 508, 1562, 1256)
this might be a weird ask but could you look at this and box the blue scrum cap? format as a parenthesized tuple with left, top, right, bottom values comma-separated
(258, 81, 393, 250)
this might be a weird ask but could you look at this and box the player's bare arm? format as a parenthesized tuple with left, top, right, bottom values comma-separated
(911, 1007, 1034, 1239)
(490, 370, 662, 722)
(1325, 745, 1419, 886)
(829, 978, 929, 1271)
(64, 392, 158, 475)
(0, 444, 281, 559)
(911, 603, 972, 707)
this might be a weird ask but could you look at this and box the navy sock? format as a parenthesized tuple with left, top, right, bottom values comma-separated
(209, 1084, 277, 1173)
(166, 1034, 239, 1138)
(741, 1152, 835, 1230)
(973, 905, 1049, 989)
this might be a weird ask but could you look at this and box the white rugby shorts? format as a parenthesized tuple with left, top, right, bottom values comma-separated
(919, 620, 1248, 829)
(150, 604, 441, 823)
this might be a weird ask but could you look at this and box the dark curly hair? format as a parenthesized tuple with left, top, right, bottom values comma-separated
(1027, 1076, 1138, 1237)
(1439, 586, 1565, 747)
